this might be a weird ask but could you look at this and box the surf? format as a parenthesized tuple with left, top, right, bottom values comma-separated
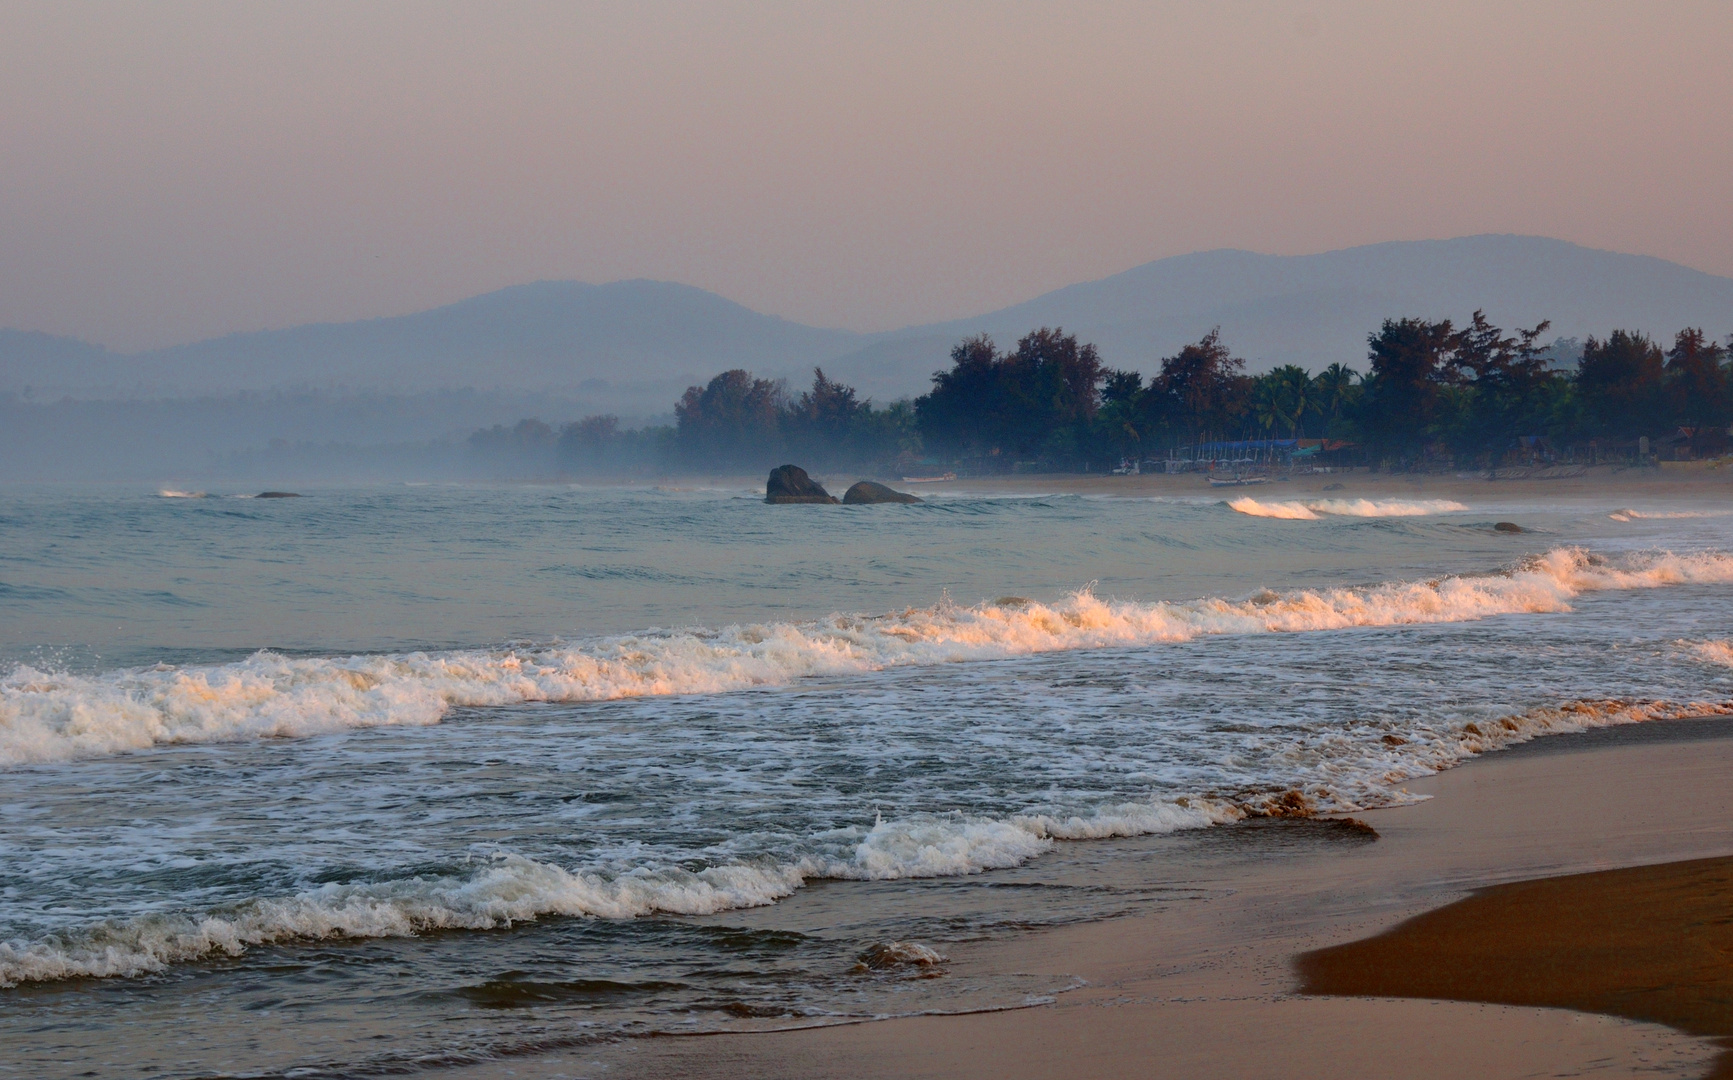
(5, 547, 1733, 766)
(1227, 496, 1467, 519)
(5, 693, 1726, 989)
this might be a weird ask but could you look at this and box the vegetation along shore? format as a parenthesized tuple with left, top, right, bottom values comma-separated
(469, 315, 1733, 480)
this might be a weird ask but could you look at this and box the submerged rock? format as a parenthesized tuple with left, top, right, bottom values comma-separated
(765, 465, 837, 504)
(1494, 521, 1524, 533)
(256, 491, 303, 499)
(852, 941, 946, 973)
(842, 480, 922, 505)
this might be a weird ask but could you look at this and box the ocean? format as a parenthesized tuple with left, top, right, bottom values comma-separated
(3, 481, 1732, 1078)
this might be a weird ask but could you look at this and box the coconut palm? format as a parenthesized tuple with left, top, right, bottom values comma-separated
(1253, 365, 1315, 437)
(1311, 362, 1360, 428)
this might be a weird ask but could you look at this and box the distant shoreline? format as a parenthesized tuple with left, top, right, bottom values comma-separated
(621, 461, 1733, 502)
(837, 462, 1733, 501)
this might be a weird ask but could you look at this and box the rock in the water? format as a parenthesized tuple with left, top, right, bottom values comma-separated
(842, 480, 922, 505)
(1494, 521, 1524, 533)
(256, 491, 302, 499)
(765, 465, 837, 504)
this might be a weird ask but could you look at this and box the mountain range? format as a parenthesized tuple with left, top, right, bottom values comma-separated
(6, 234, 1733, 423)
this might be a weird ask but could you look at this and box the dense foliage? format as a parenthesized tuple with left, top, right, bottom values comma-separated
(469, 314, 1731, 476)
(672, 367, 919, 470)
(914, 318, 1730, 471)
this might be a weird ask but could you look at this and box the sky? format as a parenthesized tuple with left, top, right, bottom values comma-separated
(2, 1, 1731, 352)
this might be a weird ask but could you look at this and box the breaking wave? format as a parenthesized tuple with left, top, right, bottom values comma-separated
(0, 800, 1234, 987)
(5, 693, 1727, 989)
(1685, 639, 1733, 667)
(1609, 509, 1728, 522)
(1228, 497, 1467, 519)
(5, 547, 1733, 766)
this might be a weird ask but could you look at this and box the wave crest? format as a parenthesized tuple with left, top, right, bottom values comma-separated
(1229, 497, 1466, 519)
(5, 547, 1732, 766)
(1609, 509, 1727, 522)
(7, 692, 1730, 989)
(0, 798, 1238, 987)
(1685, 640, 1733, 667)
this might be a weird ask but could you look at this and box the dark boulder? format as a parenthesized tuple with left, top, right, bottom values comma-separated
(1494, 521, 1524, 533)
(765, 465, 838, 504)
(256, 491, 303, 499)
(842, 481, 922, 505)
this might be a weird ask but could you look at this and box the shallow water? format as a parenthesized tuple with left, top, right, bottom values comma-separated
(2, 481, 1732, 1077)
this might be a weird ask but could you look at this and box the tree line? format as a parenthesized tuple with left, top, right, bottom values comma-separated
(469, 314, 1732, 476)
(911, 316, 1729, 469)
(466, 367, 920, 476)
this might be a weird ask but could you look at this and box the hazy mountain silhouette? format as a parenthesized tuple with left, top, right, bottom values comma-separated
(7, 236, 1732, 417)
(827, 235, 1733, 394)
(0, 280, 868, 417)
(0, 330, 125, 398)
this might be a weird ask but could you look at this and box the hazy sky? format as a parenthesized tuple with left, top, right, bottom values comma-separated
(3, 1, 1731, 350)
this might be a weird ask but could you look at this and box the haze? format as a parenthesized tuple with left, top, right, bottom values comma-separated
(3, 1, 1731, 351)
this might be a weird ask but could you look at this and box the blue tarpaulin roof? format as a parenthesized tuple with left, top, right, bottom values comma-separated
(1191, 440, 1299, 454)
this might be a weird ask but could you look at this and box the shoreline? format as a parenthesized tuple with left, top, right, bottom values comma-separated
(452, 715, 1733, 1080)
(873, 462, 1733, 502)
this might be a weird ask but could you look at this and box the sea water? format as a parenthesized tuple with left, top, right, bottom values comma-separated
(3, 482, 1731, 1077)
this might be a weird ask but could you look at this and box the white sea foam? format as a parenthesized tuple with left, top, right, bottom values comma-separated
(1609, 508, 1727, 522)
(6, 547, 1733, 766)
(6, 692, 1728, 989)
(1685, 639, 1733, 667)
(1227, 497, 1321, 519)
(856, 941, 946, 970)
(1228, 497, 1467, 519)
(0, 798, 1236, 987)
(157, 489, 207, 499)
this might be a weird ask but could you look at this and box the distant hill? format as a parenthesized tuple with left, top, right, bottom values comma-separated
(0, 330, 126, 397)
(6, 236, 1732, 417)
(1, 280, 869, 417)
(835, 235, 1733, 392)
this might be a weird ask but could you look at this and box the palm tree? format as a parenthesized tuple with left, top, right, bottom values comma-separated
(1252, 374, 1288, 436)
(1271, 365, 1312, 436)
(1254, 365, 1314, 438)
(1311, 363, 1359, 429)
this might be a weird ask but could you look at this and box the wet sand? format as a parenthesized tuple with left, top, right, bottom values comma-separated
(452, 715, 1733, 1080)
(1301, 854, 1733, 1078)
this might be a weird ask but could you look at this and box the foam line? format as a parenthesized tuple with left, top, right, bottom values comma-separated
(1685, 639, 1733, 667)
(1228, 497, 1467, 519)
(5, 548, 1733, 766)
(5, 694, 1728, 988)
(1609, 509, 1727, 522)
(0, 800, 1237, 986)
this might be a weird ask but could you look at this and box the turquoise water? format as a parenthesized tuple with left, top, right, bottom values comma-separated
(2, 482, 1732, 1077)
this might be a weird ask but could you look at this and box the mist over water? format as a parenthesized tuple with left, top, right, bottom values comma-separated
(3, 483, 1732, 1078)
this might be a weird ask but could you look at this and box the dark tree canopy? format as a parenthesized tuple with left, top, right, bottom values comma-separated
(1664, 329, 1730, 430)
(1145, 328, 1251, 442)
(674, 369, 788, 464)
(1361, 318, 1458, 456)
(916, 328, 1105, 460)
(1576, 330, 1664, 439)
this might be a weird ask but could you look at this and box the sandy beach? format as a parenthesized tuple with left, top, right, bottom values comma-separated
(441, 715, 1733, 1080)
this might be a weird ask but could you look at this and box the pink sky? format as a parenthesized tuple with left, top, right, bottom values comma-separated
(2, 1, 1730, 350)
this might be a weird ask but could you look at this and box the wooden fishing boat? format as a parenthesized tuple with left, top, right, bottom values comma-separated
(1206, 474, 1270, 487)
